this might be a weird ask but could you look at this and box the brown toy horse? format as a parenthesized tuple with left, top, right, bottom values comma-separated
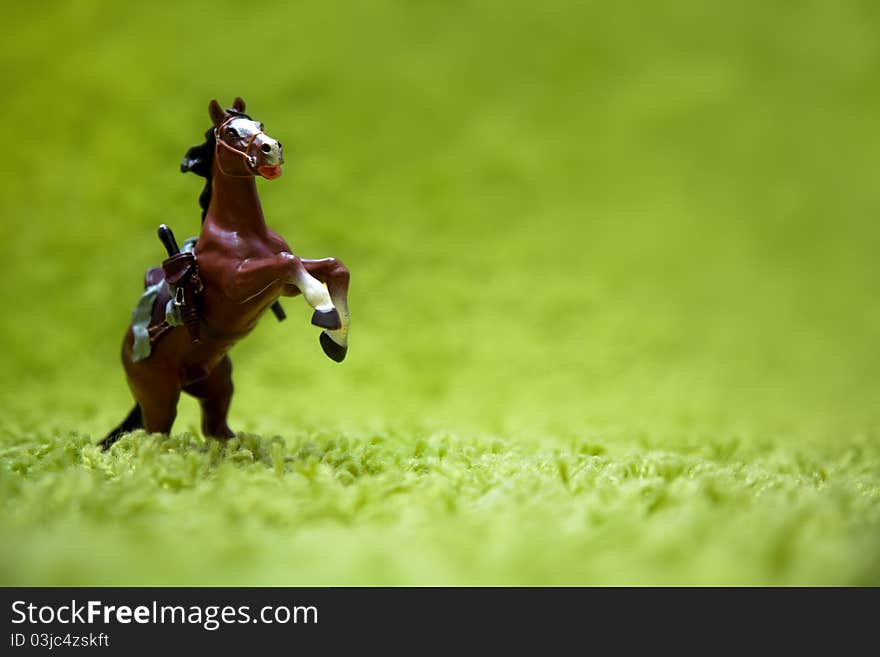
(100, 97, 350, 449)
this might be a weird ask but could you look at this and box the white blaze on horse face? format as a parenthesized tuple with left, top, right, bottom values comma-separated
(225, 118, 283, 165)
(224, 118, 262, 145)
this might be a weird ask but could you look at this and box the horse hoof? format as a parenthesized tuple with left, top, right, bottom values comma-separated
(312, 308, 342, 330)
(320, 331, 347, 362)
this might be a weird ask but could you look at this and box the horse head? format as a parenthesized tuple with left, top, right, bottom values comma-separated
(204, 97, 285, 180)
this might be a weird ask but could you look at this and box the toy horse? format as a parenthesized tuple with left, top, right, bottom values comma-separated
(100, 97, 350, 450)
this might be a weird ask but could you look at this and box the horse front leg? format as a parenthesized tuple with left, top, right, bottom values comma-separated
(302, 258, 350, 362)
(226, 253, 340, 329)
(227, 253, 345, 353)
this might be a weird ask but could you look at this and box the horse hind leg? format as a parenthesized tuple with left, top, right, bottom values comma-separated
(99, 385, 180, 450)
(183, 355, 235, 439)
(102, 327, 181, 451)
(137, 384, 182, 436)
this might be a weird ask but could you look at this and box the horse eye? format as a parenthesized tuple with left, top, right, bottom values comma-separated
(226, 128, 237, 139)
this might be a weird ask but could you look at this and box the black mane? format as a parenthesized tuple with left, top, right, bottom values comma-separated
(180, 108, 253, 222)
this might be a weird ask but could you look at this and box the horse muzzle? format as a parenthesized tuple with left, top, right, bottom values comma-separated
(252, 135, 284, 179)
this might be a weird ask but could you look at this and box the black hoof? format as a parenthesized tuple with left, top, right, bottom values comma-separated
(320, 331, 347, 362)
(312, 308, 342, 330)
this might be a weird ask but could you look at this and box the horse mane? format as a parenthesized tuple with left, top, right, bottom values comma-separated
(180, 108, 253, 222)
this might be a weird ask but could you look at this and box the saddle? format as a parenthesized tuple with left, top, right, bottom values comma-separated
(143, 251, 203, 348)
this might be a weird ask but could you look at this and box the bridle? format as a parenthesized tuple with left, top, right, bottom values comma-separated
(214, 115, 266, 177)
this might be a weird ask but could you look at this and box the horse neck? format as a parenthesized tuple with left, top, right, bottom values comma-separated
(204, 162, 268, 234)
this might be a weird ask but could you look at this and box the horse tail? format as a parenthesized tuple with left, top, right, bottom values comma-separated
(99, 404, 143, 451)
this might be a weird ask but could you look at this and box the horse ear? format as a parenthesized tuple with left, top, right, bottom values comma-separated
(233, 97, 246, 112)
(208, 99, 226, 127)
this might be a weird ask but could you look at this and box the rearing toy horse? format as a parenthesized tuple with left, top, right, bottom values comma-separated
(100, 97, 350, 449)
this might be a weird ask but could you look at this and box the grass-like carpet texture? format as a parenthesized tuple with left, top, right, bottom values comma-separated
(1, 0, 878, 585)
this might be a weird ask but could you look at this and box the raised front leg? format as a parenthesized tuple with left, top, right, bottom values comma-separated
(302, 258, 350, 362)
(223, 252, 340, 330)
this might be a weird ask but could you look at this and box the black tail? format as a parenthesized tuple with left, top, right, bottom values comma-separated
(99, 404, 143, 451)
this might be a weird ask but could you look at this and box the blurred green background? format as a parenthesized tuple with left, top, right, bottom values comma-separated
(0, 0, 878, 585)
